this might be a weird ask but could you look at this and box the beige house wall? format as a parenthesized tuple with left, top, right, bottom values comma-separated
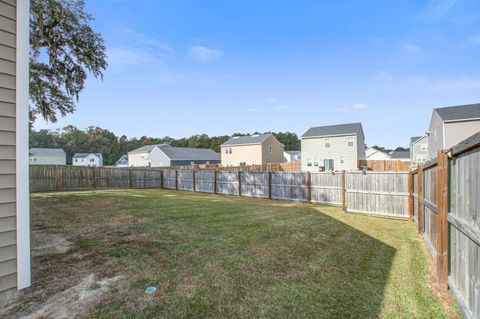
(261, 134, 285, 164)
(444, 119, 480, 150)
(221, 144, 262, 166)
(128, 152, 150, 167)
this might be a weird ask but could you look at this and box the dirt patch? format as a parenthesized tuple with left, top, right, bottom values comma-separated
(31, 230, 72, 258)
(18, 274, 121, 319)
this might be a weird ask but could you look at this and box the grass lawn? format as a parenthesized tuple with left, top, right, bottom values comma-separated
(3, 189, 459, 318)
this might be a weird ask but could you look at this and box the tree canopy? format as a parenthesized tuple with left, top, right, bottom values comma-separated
(30, 0, 107, 122)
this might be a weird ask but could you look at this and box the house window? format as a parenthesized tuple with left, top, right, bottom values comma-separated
(225, 148, 229, 154)
(269, 145, 272, 154)
(348, 137, 355, 147)
(239, 162, 246, 166)
(421, 144, 428, 151)
(226, 161, 233, 167)
(307, 158, 313, 167)
(75, 159, 78, 162)
(90, 158, 95, 162)
(325, 138, 331, 148)
(340, 156, 345, 164)
(313, 158, 319, 167)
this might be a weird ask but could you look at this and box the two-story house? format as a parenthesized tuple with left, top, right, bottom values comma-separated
(128, 144, 220, 167)
(410, 136, 428, 164)
(72, 153, 104, 167)
(221, 133, 285, 167)
(428, 103, 480, 159)
(29, 148, 66, 165)
(301, 123, 366, 172)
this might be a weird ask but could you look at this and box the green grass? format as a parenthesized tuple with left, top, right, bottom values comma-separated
(23, 189, 455, 318)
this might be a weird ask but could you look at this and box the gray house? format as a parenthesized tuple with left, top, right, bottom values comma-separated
(128, 144, 220, 167)
(410, 136, 428, 164)
(390, 150, 411, 163)
(115, 155, 128, 167)
(0, 0, 31, 295)
(428, 103, 480, 159)
(29, 148, 66, 165)
(301, 123, 366, 172)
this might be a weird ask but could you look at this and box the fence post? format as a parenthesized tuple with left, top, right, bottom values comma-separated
(214, 170, 217, 194)
(93, 166, 97, 190)
(175, 170, 178, 190)
(306, 171, 311, 202)
(409, 172, 414, 221)
(192, 170, 196, 192)
(268, 171, 272, 199)
(129, 169, 133, 189)
(341, 170, 346, 212)
(160, 170, 164, 189)
(238, 171, 242, 196)
(436, 151, 449, 291)
(418, 166, 424, 234)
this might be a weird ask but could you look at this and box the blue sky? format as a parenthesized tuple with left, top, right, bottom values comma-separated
(34, 0, 480, 148)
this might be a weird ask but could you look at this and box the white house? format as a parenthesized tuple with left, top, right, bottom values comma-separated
(365, 147, 391, 160)
(301, 123, 366, 172)
(128, 144, 220, 167)
(115, 155, 128, 167)
(72, 153, 103, 167)
(0, 0, 31, 295)
(284, 151, 301, 163)
(29, 148, 66, 165)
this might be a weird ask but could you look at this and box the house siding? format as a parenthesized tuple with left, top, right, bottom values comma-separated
(411, 136, 429, 164)
(145, 147, 171, 167)
(128, 152, 150, 167)
(444, 119, 480, 150)
(428, 111, 444, 159)
(0, 0, 17, 293)
(261, 135, 285, 164)
(301, 134, 361, 172)
(221, 144, 263, 166)
(29, 154, 66, 165)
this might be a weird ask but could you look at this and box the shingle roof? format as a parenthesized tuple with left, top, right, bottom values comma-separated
(128, 144, 170, 154)
(284, 151, 300, 156)
(390, 150, 410, 159)
(73, 153, 102, 159)
(29, 148, 65, 156)
(116, 155, 128, 163)
(221, 133, 274, 146)
(410, 136, 423, 145)
(302, 123, 364, 138)
(435, 103, 480, 121)
(154, 145, 220, 161)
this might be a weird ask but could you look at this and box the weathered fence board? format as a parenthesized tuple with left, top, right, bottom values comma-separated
(310, 172, 342, 205)
(162, 170, 177, 190)
(345, 172, 409, 218)
(195, 171, 215, 193)
(423, 165, 438, 258)
(216, 171, 239, 196)
(449, 147, 480, 319)
(177, 170, 194, 191)
(271, 172, 308, 202)
(241, 172, 269, 199)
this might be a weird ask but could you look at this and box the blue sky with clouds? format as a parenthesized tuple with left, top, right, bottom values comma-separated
(34, 0, 480, 148)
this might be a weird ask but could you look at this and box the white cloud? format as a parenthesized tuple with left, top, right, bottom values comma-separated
(188, 46, 223, 63)
(401, 43, 423, 53)
(336, 103, 369, 113)
(276, 105, 289, 111)
(248, 107, 258, 112)
(419, 0, 457, 21)
(268, 98, 277, 103)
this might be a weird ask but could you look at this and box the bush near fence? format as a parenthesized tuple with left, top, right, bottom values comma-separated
(411, 131, 480, 319)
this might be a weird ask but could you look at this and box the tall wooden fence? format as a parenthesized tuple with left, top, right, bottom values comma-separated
(30, 165, 410, 219)
(411, 132, 480, 319)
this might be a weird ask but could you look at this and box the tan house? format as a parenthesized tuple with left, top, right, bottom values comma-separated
(0, 0, 31, 295)
(221, 133, 285, 166)
(428, 103, 480, 159)
(301, 123, 366, 172)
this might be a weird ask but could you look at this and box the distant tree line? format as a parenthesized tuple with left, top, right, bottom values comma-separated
(30, 126, 301, 165)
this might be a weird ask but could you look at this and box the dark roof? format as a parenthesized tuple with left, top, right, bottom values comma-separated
(116, 155, 128, 163)
(73, 153, 102, 159)
(390, 150, 410, 159)
(222, 133, 278, 146)
(284, 151, 300, 156)
(29, 148, 65, 156)
(128, 144, 170, 154)
(156, 145, 220, 161)
(435, 103, 480, 121)
(302, 123, 364, 138)
(410, 136, 423, 145)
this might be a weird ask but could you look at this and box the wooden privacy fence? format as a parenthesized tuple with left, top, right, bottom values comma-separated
(359, 159, 411, 172)
(411, 132, 480, 319)
(31, 165, 410, 219)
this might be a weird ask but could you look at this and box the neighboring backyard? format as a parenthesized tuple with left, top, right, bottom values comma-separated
(2, 189, 459, 318)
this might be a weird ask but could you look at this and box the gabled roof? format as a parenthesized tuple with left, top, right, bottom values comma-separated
(221, 133, 279, 146)
(29, 148, 65, 156)
(302, 123, 364, 138)
(410, 136, 423, 145)
(151, 145, 220, 161)
(73, 153, 102, 159)
(116, 155, 128, 163)
(390, 150, 410, 159)
(284, 150, 300, 156)
(128, 144, 170, 154)
(434, 103, 480, 122)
